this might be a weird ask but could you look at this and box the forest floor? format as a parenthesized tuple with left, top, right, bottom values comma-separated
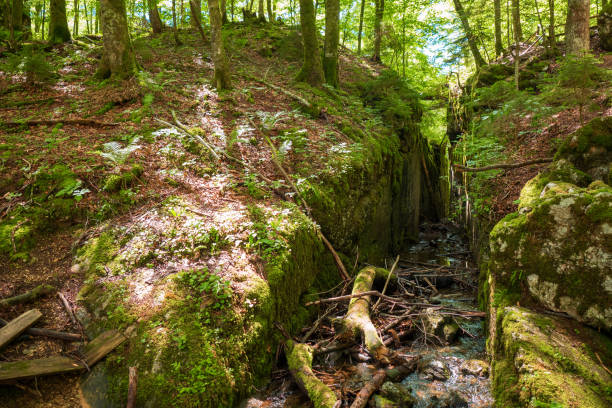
(0, 24, 390, 406)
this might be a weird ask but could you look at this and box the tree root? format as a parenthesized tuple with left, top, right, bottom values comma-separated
(286, 340, 339, 408)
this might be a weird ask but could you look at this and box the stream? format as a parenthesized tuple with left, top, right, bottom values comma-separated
(243, 222, 492, 408)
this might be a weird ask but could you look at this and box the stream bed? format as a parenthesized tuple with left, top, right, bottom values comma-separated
(244, 223, 492, 408)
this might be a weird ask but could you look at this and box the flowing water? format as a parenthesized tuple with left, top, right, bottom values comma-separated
(245, 223, 492, 408)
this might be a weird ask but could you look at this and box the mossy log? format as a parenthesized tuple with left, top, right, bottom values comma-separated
(286, 340, 339, 408)
(342, 266, 390, 363)
(0, 284, 56, 309)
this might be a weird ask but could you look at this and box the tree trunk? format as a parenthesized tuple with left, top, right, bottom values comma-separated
(34, 1, 42, 34)
(257, 0, 265, 21)
(171, 0, 182, 45)
(565, 0, 591, 55)
(296, 0, 324, 86)
(42, 0, 46, 39)
(95, 0, 99, 32)
(357, 0, 365, 54)
(12, 0, 24, 32)
(96, 0, 137, 79)
(511, 0, 522, 41)
(83, 0, 90, 33)
(266, 0, 273, 21)
(221, 0, 228, 23)
(452, 0, 486, 67)
(73, 0, 79, 36)
(494, 0, 503, 56)
(189, 0, 201, 29)
(323, 0, 339, 86)
(373, 0, 384, 62)
(207, 0, 232, 89)
(148, 0, 163, 33)
(48, 0, 71, 43)
(548, 0, 556, 51)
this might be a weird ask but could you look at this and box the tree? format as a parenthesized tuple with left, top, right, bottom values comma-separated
(323, 0, 339, 86)
(48, 0, 71, 43)
(357, 0, 365, 54)
(258, 0, 265, 21)
(73, 0, 79, 36)
(207, 0, 232, 89)
(548, 0, 557, 53)
(172, 0, 182, 45)
(96, 0, 137, 79)
(296, 0, 324, 85)
(373, 0, 384, 62)
(148, 0, 163, 33)
(494, 0, 503, 56)
(511, 0, 523, 41)
(452, 0, 486, 67)
(267, 0, 273, 22)
(565, 0, 591, 55)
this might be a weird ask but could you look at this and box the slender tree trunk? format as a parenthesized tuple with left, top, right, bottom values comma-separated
(179, 0, 184, 25)
(189, 0, 201, 29)
(221, 0, 228, 23)
(35, 1, 42, 34)
(511, 0, 522, 41)
(48, 0, 71, 43)
(148, 0, 163, 33)
(296, 0, 324, 86)
(83, 0, 90, 33)
(507, 0, 511, 47)
(512, 0, 521, 89)
(97, 0, 137, 79)
(565, 0, 591, 54)
(42, 0, 46, 39)
(12, 0, 24, 32)
(95, 1, 99, 32)
(357, 0, 365, 54)
(208, 0, 231, 89)
(373, 0, 384, 62)
(494, 0, 503, 56)
(266, 0, 272, 21)
(402, 0, 406, 77)
(257, 0, 265, 21)
(230, 0, 234, 21)
(452, 0, 486, 67)
(171, 0, 182, 45)
(73, 0, 79, 36)
(323, 0, 339, 86)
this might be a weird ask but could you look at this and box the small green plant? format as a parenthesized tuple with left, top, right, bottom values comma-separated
(176, 268, 233, 310)
(97, 137, 142, 165)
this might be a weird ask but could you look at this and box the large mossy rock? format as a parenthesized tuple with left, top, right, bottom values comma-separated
(490, 180, 612, 330)
(555, 116, 612, 185)
(492, 306, 612, 408)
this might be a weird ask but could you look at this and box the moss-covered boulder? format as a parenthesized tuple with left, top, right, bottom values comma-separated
(555, 116, 612, 184)
(492, 306, 612, 408)
(490, 180, 612, 330)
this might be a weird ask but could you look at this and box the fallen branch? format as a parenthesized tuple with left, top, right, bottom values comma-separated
(286, 340, 339, 408)
(58, 293, 78, 327)
(350, 369, 386, 408)
(305, 290, 398, 306)
(0, 310, 42, 350)
(0, 285, 56, 309)
(1, 119, 119, 127)
(452, 158, 553, 173)
(0, 318, 82, 342)
(247, 75, 314, 111)
(373, 255, 400, 311)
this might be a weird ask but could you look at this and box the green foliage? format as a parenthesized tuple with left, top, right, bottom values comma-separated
(97, 138, 142, 166)
(0, 46, 56, 83)
(246, 205, 288, 261)
(176, 268, 233, 310)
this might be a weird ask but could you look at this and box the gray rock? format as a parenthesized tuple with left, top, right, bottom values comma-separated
(419, 358, 451, 381)
(379, 382, 415, 407)
(459, 359, 489, 378)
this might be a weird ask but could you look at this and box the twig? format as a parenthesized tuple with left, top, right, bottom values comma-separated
(305, 291, 398, 306)
(0, 285, 56, 309)
(1, 119, 119, 127)
(373, 255, 400, 311)
(301, 308, 333, 343)
(246, 75, 313, 110)
(452, 158, 553, 173)
(595, 352, 612, 376)
(58, 293, 78, 326)
(350, 369, 386, 408)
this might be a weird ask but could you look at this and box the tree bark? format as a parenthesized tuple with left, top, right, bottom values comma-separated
(208, 0, 232, 89)
(511, 0, 523, 41)
(73, 0, 79, 36)
(565, 0, 591, 55)
(494, 0, 503, 56)
(266, 0, 273, 22)
(373, 0, 384, 62)
(452, 0, 486, 67)
(97, 0, 137, 79)
(357, 0, 365, 54)
(257, 0, 265, 21)
(12, 0, 24, 32)
(171, 0, 182, 45)
(148, 0, 163, 33)
(189, 0, 207, 41)
(323, 0, 339, 86)
(189, 0, 201, 29)
(48, 0, 71, 43)
(296, 0, 324, 86)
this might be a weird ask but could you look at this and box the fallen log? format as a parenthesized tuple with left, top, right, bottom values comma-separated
(0, 284, 56, 309)
(0, 310, 42, 350)
(1, 119, 119, 127)
(286, 340, 339, 408)
(350, 369, 386, 408)
(0, 330, 126, 382)
(341, 266, 390, 363)
(452, 158, 552, 173)
(0, 317, 82, 342)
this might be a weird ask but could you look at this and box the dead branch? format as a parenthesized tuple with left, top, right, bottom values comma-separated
(349, 369, 386, 408)
(0, 318, 82, 342)
(126, 366, 138, 408)
(304, 290, 398, 306)
(58, 293, 78, 327)
(1, 119, 119, 127)
(452, 158, 553, 173)
(247, 75, 314, 111)
(0, 285, 56, 309)
(373, 255, 400, 311)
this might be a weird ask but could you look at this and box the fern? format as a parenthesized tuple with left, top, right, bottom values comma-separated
(98, 137, 142, 165)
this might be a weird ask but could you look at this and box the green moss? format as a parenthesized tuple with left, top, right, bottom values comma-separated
(103, 164, 144, 192)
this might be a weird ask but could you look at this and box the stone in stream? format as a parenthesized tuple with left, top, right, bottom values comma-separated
(423, 389, 468, 408)
(459, 359, 489, 378)
(379, 382, 416, 407)
(370, 394, 401, 408)
(423, 309, 459, 344)
(419, 358, 451, 381)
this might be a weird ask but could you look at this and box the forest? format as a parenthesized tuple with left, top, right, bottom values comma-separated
(0, 0, 611, 407)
